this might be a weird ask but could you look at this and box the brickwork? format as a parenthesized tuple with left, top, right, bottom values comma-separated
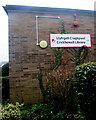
(4, 5, 95, 104)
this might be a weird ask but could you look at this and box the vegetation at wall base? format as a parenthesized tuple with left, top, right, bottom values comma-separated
(1, 61, 95, 120)
(1, 101, 87, 120)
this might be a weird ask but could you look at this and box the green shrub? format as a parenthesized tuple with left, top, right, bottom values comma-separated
(2, 63, 9, 103)
(66, 104, 86, 120)
(52, 110, 67, 120)
(1, 102, 23, 120)
(74, 62, 96, 120)
(31, 103, 54, 120)
(20, 104, 32, 120)
(21, 110, 30, 120)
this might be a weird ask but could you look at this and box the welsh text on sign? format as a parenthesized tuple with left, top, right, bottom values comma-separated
(50, 33, 91, 48)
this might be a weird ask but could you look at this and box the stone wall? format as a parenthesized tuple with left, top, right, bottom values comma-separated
(4, 5, 95, 104)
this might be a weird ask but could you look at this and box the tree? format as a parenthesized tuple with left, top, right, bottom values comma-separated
(2, 63, 9, 103)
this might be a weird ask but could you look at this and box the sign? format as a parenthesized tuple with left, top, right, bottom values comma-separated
(50, 33, 91, 48)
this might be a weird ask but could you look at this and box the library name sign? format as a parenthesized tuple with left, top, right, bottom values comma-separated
(50, 33, 91, 48)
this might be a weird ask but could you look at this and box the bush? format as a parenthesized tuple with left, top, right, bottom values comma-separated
(1, 102, 23, 120)
(74, 62, 96, 120)
(20, 102, 55, 120)
(30, 103, 54, 120)
(21, 109, 30, 120)
(30, 103, 67, 120)
(52, 110, 67, 120)
(45, 70, 72, 111)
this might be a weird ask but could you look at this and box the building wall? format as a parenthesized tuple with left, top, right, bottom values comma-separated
(4, 5, 95, 104)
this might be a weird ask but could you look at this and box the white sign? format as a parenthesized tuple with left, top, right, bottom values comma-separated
(50, 33, 91, 48)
